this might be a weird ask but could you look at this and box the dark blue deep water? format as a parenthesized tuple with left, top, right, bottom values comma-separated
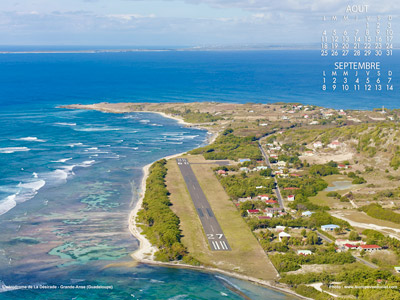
(0, 50, 398, 299)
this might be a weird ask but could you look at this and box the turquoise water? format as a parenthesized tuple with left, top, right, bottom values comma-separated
(5, 49, 397, 299)
(0, 106, 294, 299)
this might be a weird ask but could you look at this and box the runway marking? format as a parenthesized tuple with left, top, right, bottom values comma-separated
(221, 241, 228, 250)
(176, 158, 231, 252)
(211, 241, 217, 250)
(214, 241, 220, 250)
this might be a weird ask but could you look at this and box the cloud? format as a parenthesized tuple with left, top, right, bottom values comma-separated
(0, 0, 399, 45)
(124, 0, 400, 14)
(107, 13, 156, 20)
(0, 9, 313, 45)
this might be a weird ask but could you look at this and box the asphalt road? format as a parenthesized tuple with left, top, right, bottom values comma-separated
(353, 255, 379, 269)
(176, 158, 231, 251)
(317, 231, 333, 243)
(258, 142, 284, 209)
(317, 231, 379, 269)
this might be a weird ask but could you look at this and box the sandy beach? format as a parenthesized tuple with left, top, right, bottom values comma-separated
(129, 151, 190, 261)
(126, 116, 307, 300)
(62, 104, 305, 299)
(128, 152, 309, 299)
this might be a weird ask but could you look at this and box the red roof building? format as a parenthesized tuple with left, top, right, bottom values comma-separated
(258, 216, 271, 220)
(247, 209, 260, 214)
(265, 199, 278, 204)
(359, 245, 382, 252)
(217, 170, 227, 175)
(344, 244, 358, 250)
(284, 187, 300, 190)
(338, 164, 349, 169)
(287, 195, 295, 201)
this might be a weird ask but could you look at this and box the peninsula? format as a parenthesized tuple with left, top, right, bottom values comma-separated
(63, 102, 400, 300)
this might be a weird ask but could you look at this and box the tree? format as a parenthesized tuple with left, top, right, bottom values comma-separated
(301, 229, 307, 237)
(349, 231, 361, 241)
(307, 232, 318, 245)
(260, 168, 272, 177)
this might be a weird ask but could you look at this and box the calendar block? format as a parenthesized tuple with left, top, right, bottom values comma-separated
(321, 5, 394, 92)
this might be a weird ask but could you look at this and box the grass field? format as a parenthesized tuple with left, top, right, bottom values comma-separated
(166, 154, 278, 281)
(309, 175, 356, 209)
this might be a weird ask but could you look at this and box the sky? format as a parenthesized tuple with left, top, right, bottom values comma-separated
(0, 0, 399, 46)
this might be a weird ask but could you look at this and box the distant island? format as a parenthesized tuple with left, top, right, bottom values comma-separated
(63, 102, 400, 300)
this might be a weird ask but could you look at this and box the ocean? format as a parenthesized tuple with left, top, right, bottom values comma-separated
(0, 50, 398, 299)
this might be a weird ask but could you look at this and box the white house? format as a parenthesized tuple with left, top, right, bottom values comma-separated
(287, 195, 295, 202)
(313, 141, 323, 148)
(328, 140, 341, 149)
(278, 232, 291, 241)
(276, 225, 286, 232)
(301, 211, 314, 217)
(257, 166, 269, 170)
(297, 250, 312, 256)
(321, 224, 340, 231)
(358, 245, 382, 252)
(335, 239, 365, 247)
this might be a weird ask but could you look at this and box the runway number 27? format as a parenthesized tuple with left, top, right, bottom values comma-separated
(207, 234, 224, 239)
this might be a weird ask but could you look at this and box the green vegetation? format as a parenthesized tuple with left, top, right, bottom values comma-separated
(362, 229, 400, 256)
(279, 176, 329, 211)
(137, 159, 197, 263)
(279, 177, 328, 198)
(258, 230, 319, 252)
(281, 273, 333, 285)
(390, 150, 400, 170)
(282, 268, 400, 300)
(361, 204, 400, 225)
(270, 251, 355, 272)
(166, 108, 223, 123)
(260, 168, 273, 177)
(278, 153, 303, 168)
(293, 285, 332, 300)
(347, 172, 366, 184)
(247, 211, 350, 231)
(327, 191, 340, 198)
(309, 163, 339, 177)
(190, 129, 262, 160)
(219, 174, 275, 200)
(276, 122, 400, 169)
(349, 231, 361, 241)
